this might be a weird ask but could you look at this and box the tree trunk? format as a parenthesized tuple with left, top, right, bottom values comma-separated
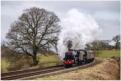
(32, 54, 38, 65)
(32, 46, 39, 65)
(32, 48, 38, 65)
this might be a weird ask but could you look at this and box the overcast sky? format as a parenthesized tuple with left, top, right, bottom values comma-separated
(1, 1, 120, 41)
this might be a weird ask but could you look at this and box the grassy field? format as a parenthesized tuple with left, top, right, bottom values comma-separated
(1, 54, 61, 73)
(37, 54, 62, 67)
(1, 49, 120, 73)
(95, 50, 120, 58)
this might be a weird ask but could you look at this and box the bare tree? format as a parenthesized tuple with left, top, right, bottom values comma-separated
(112, 35, 120, 49)
(6, 7, 60, 65)
(91, 40, 104, 50)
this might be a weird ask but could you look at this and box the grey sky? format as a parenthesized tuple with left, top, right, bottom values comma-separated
(1, 1, 120, 41)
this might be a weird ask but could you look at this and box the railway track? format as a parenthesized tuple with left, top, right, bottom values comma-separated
(1, 65, 63, 80)
(1, 59, 98, 80)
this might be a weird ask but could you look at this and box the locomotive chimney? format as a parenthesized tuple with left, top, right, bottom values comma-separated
(67, 40, 72, 51)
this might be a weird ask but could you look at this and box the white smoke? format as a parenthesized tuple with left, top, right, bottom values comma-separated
(57, 9, 101, 59)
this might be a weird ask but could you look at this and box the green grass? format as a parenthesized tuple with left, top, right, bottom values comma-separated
(96, 50, 120, 58)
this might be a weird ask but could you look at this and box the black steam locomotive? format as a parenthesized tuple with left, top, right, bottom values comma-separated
(63, 49, 95, 68)
(63, 40, 95, 68)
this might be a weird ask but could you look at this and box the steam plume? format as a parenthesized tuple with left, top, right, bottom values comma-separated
(57, 9, 101, 59)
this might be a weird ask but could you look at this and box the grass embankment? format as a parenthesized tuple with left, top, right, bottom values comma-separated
(1, 54, 61, 73)
(96, 50, 120, 58)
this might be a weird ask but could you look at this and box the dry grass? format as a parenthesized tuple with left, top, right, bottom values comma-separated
(37, 58, 120, 80)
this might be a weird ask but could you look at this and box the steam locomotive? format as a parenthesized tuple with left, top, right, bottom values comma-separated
(63, 49, 95, 68)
